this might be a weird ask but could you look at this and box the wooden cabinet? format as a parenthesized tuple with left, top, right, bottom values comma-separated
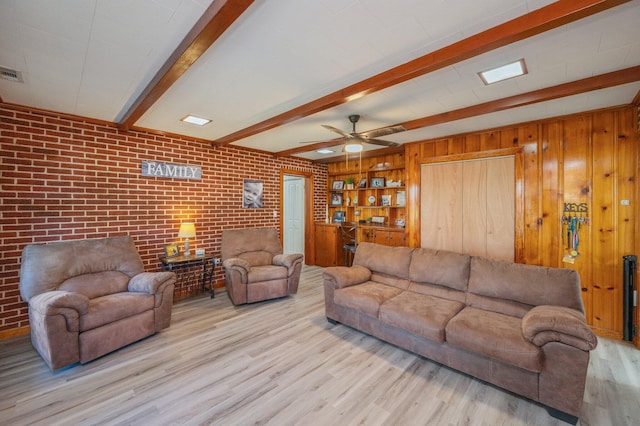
(314, 223, 343, 267)
(375, 228, 406, 246)
(358, 226, 406, 247)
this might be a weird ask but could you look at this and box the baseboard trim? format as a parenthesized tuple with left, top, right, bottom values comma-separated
(0, 326, 30, 341)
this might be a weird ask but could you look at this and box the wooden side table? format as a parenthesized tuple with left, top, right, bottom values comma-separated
(160, 254, 218, 299)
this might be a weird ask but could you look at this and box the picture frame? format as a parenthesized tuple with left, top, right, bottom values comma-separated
(381, 194, 392, 206)
(332, 180, 345, 190)
(358, 177, 367, 188)
(370, 177, 385, 188)
(333, 210, 346, 223)
(330, 192, 343, 206)
(243, 179, 263, 208)
(164, 243, 180, 258)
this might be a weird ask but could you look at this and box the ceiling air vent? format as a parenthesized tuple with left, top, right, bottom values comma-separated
(0, 67, 24, 83)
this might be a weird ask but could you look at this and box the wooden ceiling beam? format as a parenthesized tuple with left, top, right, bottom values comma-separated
(399, 65, 640, 131)
(213, 0, 630, 145)
(118, 0, 254, 131)
(277, 66, 640, 157)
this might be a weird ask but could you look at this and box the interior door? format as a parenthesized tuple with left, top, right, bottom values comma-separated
(283, 175, 305, 255)
(421, 156, 515, 261)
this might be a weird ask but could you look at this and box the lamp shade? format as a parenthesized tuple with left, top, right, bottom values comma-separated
(178, 222, 196, 239)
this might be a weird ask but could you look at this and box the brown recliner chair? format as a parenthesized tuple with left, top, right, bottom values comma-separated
(19, 236, 176, 370)
(221, 227, 303, 305)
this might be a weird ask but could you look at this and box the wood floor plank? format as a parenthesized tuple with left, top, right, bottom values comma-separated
(0, 265, 639, 425)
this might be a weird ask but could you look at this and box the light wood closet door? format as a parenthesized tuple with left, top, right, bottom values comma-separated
(421, 156, 514, 261)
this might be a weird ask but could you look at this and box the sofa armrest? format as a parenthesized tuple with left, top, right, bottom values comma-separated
(522, 305, 598, 351)
(323, 265, 371, 289)
(273, 253, 303, 269)
(129, 271, 176, 294)
(223, 258, 251, 272)
(29, 291, 89, 332)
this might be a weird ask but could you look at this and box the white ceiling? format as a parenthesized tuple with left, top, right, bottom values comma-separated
(1, 0, 639, 161)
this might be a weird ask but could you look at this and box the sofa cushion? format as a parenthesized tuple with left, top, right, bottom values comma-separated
(445, 307, 542, 373)
(409, 248, 471, 291)
(379, 292, 465, 343)
(334, 282, 403, 317)
(248, 265, 287, 282)
(59, 271, 130, 299)
(468, 256, 584, 313)
(353, 242, 413, 280)
(79, 292, 155, 332)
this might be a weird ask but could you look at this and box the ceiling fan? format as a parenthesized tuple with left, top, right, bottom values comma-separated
(304, 115, 406, 152)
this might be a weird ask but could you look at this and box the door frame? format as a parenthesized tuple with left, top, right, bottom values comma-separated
(280, 169, 314, 263)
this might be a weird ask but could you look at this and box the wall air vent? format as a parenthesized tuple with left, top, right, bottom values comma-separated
(0, 67, 24, 83)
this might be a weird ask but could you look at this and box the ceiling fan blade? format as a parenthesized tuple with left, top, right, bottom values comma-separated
(359, 125, 406, 139)
(321, 124, 353, 139)
(299, 137, 346, 144)
(361, 137, 399, 147)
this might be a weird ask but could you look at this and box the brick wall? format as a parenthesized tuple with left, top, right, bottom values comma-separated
(0, 103, 328, 336)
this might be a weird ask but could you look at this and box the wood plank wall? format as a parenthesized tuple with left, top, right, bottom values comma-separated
(403, 106, 638, 338)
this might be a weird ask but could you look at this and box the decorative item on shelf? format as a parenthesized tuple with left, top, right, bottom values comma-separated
(332, 180, 345, 190)
(367, 195, 376, 206)
(178, 222, 196, 256)
(387, 179, 402, 187)
(381, 195, 392, 206)
(358, 177, 367, 188)
(345, 177, 355, 190)
(353, 195, 358, 206)
(372, 162, 391, 169)
(331, 192, 343, 206)
(345, 195, 351, 206)
(195, 248, 205, 256)
(395, 218, 406, 227)
(371, 216, 385, 224)
(370, 177, 385, 188)
(333, 210, 346, 223)
(396, 190, 406, 207)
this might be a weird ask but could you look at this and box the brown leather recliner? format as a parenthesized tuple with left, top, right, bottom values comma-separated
(19, 236, 176, 370)
(221, 228, 303, 305)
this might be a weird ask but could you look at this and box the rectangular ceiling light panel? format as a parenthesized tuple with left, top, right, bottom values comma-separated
(479, 59, 527, 85)
(181, 115, 211, 126)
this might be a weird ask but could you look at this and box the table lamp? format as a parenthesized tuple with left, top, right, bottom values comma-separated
(178, 222, 196, 256)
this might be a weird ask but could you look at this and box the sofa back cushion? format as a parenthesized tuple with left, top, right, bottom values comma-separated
(59, 271, 130, 299)
(353, 243, 413, 283)
(20, 236, 144, 302)
(221, 228, 282, 267)
(467, 256, 584, 317)
(409, 248, 471, 291)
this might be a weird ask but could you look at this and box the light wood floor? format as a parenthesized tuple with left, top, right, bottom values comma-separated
(1, 266, 639, 426)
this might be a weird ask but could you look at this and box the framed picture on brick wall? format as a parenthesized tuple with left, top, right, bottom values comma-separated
(243, 179, 263, 208)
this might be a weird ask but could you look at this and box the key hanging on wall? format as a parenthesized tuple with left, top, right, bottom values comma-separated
(561, 203, 589, 263)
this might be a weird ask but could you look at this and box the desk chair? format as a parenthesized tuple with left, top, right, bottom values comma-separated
(340, 222, 358, 266)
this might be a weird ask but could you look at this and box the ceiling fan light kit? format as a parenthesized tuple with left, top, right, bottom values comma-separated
(302, 114, 406, 155)
(344, 143, 363, 153)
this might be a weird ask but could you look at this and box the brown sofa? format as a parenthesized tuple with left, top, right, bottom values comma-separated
(222, 227, 303, 305)
(323, 242, 597, 424)
(19, 236, 176, 370)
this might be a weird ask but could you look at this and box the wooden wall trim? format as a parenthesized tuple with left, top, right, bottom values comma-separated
(418, 148, 522, 165)
(280, 169, 315, 264)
